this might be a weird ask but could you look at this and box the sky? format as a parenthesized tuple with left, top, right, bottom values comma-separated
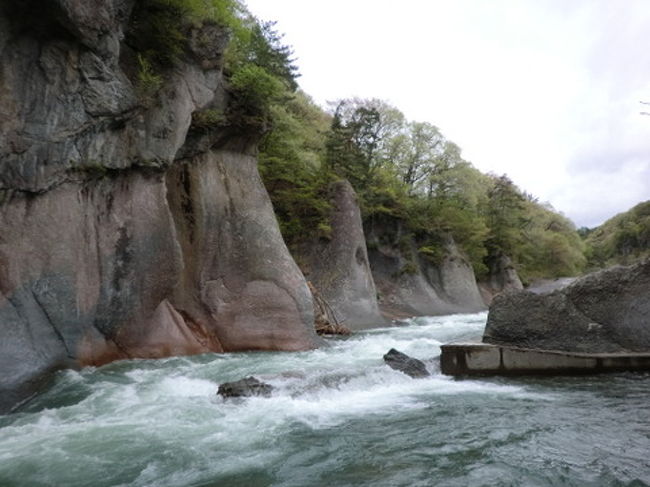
(244, 0, 650, 228)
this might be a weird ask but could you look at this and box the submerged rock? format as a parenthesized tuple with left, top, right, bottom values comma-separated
(484, 259, 650, 353)
(383, 348, 430, 378)
(217, 377, 273, 398)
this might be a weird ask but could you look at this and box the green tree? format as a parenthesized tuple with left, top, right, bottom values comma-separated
(325, 98, 404, 191)
(485, 174, 527, 257)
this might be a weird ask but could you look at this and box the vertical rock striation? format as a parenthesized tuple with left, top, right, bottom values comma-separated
(300, 180, 386, 329)
(479, 253, 524, 305)
(0, 0, 319, 413)
(366, 219, 486, 318)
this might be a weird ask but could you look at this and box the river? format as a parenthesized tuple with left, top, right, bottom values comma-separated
(1, 312, 649, 486)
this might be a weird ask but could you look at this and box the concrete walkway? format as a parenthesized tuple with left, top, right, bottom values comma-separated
(440, 342, 650, 376)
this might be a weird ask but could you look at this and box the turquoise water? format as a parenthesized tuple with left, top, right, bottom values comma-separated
(1, 312, 649, 487)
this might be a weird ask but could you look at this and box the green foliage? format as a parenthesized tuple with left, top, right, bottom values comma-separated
(400, 261, 419, 275)
(125, 3, 590, 282)
(190, 108, 226, 130)
(127, 0, 300, 126)
(127, 0, 245, 104)
(136, 54, 163, 100)
(245, 21, 300, 90)
(128, 0, 244, 67)
(418, 245, 444, 265)
(485, 174, 527, 257)
(325, 99, 404, 192)
(584, 200, 650, 268)
(228, 64, 286, 124)
(257, 91, 333, 247)
(128, 0, 188, 68)
(318, 98, 586, 280)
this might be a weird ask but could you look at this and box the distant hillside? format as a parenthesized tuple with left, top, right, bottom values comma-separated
(583, 200, 650, 268)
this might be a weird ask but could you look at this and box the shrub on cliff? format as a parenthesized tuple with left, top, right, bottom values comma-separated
(128, 0, 243, 68)
(126, 0, 298, 126)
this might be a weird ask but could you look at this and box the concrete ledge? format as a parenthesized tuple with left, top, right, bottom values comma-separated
(440, 342, 650, 376)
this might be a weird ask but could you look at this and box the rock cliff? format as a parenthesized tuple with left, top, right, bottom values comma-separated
(479, 253, 524, 305)
(366, 219, 486, 318)
(484, 259, 650, 353)
(299, 180, 386, 329)
(0, 0, 319, 413)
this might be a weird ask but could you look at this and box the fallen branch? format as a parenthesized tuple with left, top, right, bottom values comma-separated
(308, 282, 352, 336)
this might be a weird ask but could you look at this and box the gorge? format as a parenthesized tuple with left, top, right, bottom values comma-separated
(0, 0, 503, 413)
(1, 2, 649, 486)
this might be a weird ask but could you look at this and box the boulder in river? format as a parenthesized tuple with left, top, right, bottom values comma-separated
(217, 377, 274, 398)
(484, 259, 650, 353)
(383, 349, 430, 378)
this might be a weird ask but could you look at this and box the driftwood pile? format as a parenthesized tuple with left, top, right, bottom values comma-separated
(308, 282, 352, 336)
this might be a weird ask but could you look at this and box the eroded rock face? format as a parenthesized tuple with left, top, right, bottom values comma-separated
(167, 151, 318, 351)
(480, 253, 524, 305)
(483, 259, 650, 353)
(301, 180, 386, 329)
(0, 1, 319, 413)
(366, 219, 485, 318)
(422, 237, 486, 312)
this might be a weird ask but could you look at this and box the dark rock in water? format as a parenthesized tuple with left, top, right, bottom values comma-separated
(484, 259, 650, 353)
(217, 377, 273, 398)
(383, 348, 430, 378)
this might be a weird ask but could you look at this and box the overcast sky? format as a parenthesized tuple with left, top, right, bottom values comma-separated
(244, 0, 650, 228)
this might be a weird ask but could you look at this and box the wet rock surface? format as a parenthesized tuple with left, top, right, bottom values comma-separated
(383, 348, 430, 378)
(217, 377, 274, 398)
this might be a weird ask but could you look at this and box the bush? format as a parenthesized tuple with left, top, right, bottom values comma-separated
(136, 54, 163, 100)
(229, 64, 286, 122)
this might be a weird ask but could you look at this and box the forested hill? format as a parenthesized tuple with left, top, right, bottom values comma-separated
(582, 201, 650, 269)
(250, 20, 586, 283)
(127, 0, 588, 284)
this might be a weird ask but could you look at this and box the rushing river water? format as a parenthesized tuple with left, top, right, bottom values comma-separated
(1, 312, 649, 487)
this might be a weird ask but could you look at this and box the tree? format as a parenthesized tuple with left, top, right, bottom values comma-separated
(387, 121, 443, 191)
(325, 98, 404, 191)
(485, 174, 527, 257)
(246, 20, 300, 91)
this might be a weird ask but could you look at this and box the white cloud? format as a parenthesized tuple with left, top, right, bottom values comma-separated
(245, 0, 650, 227)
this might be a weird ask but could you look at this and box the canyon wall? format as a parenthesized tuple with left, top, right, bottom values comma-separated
(365, 219, 486, 319)
(0, 0, 319, 413)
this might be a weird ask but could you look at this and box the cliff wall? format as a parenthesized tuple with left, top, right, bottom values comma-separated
(365, 219, 486, 318)
(299, 180, 386, 329)
(0, 0, 319, 413)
